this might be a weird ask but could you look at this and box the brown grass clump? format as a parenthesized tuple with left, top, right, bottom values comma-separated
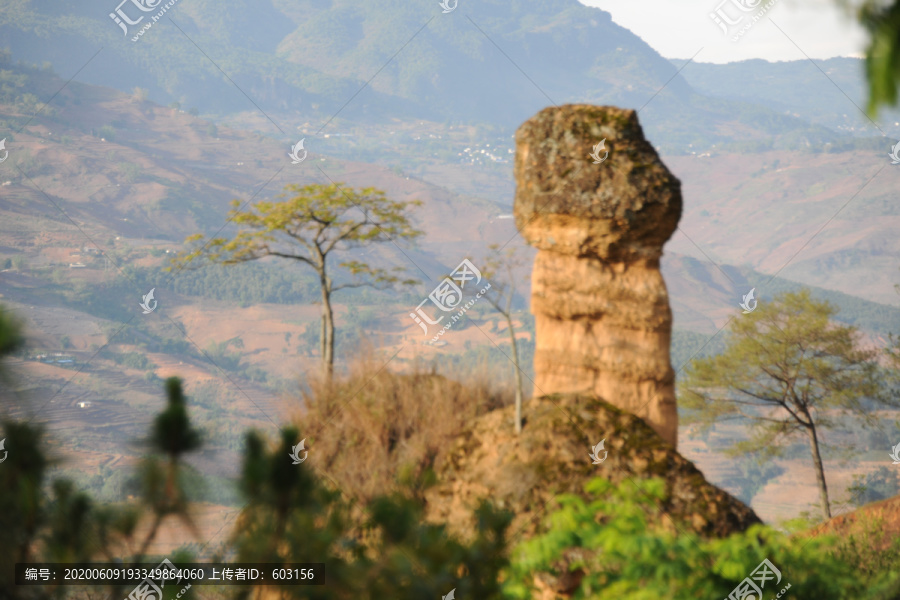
(806, 495, 900, 578)
(293, 350, 513, 505)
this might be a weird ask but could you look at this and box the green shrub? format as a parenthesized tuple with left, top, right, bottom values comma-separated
(503, 477, 900, 599)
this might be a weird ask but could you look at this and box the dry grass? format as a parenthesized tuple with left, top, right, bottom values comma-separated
(807, 494, 900, 577)
(292, 348, 513, 505)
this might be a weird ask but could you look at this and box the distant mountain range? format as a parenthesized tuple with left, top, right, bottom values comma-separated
(0, 59, 896, 343)
(1, 2, 897, 325)
(679, 57, 900, 139)
(1, 0, 891, 152)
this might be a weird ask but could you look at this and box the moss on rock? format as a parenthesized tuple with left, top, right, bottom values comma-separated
(425, 393, 760, 544)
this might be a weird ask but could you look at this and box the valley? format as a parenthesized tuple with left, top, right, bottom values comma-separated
(0, 0, 899, 564)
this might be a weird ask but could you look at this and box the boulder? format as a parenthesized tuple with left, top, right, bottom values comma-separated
(425, 393, 761, 542)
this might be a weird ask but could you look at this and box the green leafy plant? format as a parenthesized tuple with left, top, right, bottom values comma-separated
(503, 477, 900, 599)
(231, 426, 511, 600)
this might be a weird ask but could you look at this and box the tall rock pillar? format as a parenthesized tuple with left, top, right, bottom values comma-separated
(514, 105, 682, 447)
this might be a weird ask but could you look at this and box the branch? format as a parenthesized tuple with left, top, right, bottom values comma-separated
(483, 290, 510, 317)
(734, 409, 803, 426)
(758, 364, 794, 388)
(321, 219, 370, 256)
(734, 386, 808, 426)
(279, 227, 320, 257)
(332, 281, 372, 292)
(732, 386, 786, 406)
(267, 250, 319, 270)
(332, 263, 411, 292)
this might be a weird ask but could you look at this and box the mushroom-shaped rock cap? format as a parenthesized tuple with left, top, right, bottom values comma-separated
(514, 104, 682, 262)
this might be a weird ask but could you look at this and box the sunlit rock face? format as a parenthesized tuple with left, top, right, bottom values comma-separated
(425, 394, 761, 544)
(514, 104, 682, 447)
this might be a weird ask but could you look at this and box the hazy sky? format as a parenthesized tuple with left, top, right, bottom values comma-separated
(580, 0, 868, 64)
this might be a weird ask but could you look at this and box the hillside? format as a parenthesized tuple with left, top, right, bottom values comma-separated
(662, 151, 900, 306)
(0, 0, 848, 153)
(1, 45, 899, 530)
(680, 57, 900, 139)
(3, 1, 900, 595)
(806, 494, 900, 553)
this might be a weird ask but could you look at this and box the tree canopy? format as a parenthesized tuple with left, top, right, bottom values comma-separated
(854, 0, 900, 115)
(169, 182, 422, 377)
(680, 289, 890, 519)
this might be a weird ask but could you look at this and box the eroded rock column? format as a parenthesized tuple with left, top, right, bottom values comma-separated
(514, 104, 682, 447)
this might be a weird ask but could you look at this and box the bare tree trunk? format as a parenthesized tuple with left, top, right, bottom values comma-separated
(806, 424, 832, 520)
(507, 313, 524, 434)
(319, 309, 326, 368)
(320, 278, 335, 380)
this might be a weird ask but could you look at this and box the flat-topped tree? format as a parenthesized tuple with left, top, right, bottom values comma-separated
(169, 183, 422, 378)
(681, 289, 892, 521)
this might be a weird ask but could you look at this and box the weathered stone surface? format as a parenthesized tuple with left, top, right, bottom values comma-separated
(425, 394, 761, 543)
(514, 104, 682, 447)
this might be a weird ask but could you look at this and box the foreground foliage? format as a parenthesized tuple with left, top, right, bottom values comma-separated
(231, 427, 510, 600)
(0, 298, 512, 599)
(503, 477, 900, 599)
(1, 375, 511, 600)
(3, 304, 900, 599)
(853, 0, 900, 115)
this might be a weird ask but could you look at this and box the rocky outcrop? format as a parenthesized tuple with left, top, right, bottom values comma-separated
(423, 107, 760, 586)
(425, 393, 761, 542)
(514, 104, 682, 447)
